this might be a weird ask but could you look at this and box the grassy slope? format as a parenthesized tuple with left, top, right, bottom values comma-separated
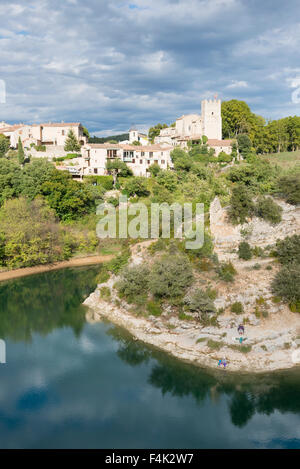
(262, 150, 300, 170)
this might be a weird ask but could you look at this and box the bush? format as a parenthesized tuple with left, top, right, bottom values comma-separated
(228, 184, 255, 224)
(275, 235, 300, 265)
(217, 261, 237, 282)
(184, 289, 216, 317)
(272, 263, 300, 303)
(116, 264, 150, 301)
(149, 254, 193, 298)
(146, 301, 163, 316)
(84, 175, 114, 190)
(231, 302, 243, 314)
(238, 241, 252, 260)
(34, 144, 46, 152)
(255, 196, 282, 224)
(124, 177, 150, 197)
(100, 286, 111, 299)
(107, 248, 131, 274)
(277, 175, 300, 205)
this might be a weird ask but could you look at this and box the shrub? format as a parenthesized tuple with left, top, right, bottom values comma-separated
(184, 289, 216, 317)
(277, 175, 300, 205)
(95, 265, 110, 284)
(146, 301, 163, 316)
(84, 175, 114, 190)
(107, 197, 119, 207)
(100, 286, 111, 299)
(238, 241, 252, 260)
(116, 264, 150, 301)
(217, 261, 237, 282)
(124, 177, 150, 197)
(272, 264, 300, 303)
(255, 196, 282, 224)
(228, 184, 255, 224)
(230, 302, 243, 314)
(107, 248, 131, 274)
(34, 144, 46, 152)
(207, 340, 223, 351)
(275, 235, 300, 265)
(149, 254, 193, 298)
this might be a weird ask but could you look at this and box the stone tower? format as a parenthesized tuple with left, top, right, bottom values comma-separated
(201, 98, 222, 140)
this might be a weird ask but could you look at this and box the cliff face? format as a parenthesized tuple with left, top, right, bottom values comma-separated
(210, 197, 300, 260)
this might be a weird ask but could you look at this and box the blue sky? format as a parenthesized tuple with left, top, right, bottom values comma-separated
(0, 0, 299, 136)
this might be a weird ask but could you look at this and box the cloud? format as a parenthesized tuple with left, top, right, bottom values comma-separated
(227, 80, 248, 89)
(0, 0, 299, 135)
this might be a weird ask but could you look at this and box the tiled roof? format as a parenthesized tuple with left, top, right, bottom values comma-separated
(207, 139, 233, 146)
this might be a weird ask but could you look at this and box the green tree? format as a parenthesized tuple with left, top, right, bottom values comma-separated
(124, 177, 150, 197)
(148, 163, 161, 177)
(277, 174, 300, 205)
(148, 123, 168, 143)
(255, 196, 282, 224)
(272, 263, 300, 304)
(275, 235, 300, 266)
(0, 197, 64, 268)
(228, 184, 255, 224)
(0, 134, 10, 157)
(17, 137, 25, 165)
(237, 134, 252, 157)
(149, 254, 193, 298)
(64, 129, 81, 152)
(0, 159, 22, 204)
(238, 241, 252, 260)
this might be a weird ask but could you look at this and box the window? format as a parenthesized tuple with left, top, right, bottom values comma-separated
(161, 152, 163, 156)
(141, 152, 145, 156)
(140, 159, 142, 164)
(147, 160, 150, 164)
(94, 168, 98, 174)
(132, 159, 135, 163)
(107, 149, 117, 158)
(149, 152, 153, 157)
(161, 160, 165, 164)
(62, 130, 65, 135)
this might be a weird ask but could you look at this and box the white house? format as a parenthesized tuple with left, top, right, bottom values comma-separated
(1, 122, 87, 148)
(77, 143, 173, 177)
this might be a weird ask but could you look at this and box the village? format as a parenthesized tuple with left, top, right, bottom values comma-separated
(0, 98, 233, 178)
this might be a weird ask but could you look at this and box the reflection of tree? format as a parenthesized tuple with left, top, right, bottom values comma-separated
(229, 392, 255, 428)
(108, 325, 300, 428)
(107, 327, 151, 366)
(0, 266, 99, 342)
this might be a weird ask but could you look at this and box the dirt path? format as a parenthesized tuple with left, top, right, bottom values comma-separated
(0, 255, 114, 283)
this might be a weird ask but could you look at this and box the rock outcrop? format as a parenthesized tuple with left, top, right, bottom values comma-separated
(210, 196, 300, 259)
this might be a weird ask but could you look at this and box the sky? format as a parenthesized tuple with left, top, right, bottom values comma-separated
(0, 0, 299, 136)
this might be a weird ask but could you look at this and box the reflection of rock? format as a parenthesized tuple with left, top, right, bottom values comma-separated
(210, 196, 300, 259)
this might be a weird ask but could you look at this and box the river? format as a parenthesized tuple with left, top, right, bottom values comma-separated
(0, 267, 299, 449)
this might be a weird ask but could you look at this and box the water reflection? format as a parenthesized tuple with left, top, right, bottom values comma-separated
(0, 266, 99, 342)
(107, 325, 300, 429)
(0, 268, 299, 448)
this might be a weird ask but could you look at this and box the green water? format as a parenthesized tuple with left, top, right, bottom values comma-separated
(0, 267, 299, 449)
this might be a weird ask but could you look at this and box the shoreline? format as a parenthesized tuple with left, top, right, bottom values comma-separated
(0, 255, 114, 282)
(84, 288, 300, 374)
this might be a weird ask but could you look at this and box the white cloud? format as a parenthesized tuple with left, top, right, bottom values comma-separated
(226, 80, 248, 89)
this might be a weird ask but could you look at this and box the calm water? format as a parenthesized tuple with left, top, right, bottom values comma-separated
(0, 267, 299, 449)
